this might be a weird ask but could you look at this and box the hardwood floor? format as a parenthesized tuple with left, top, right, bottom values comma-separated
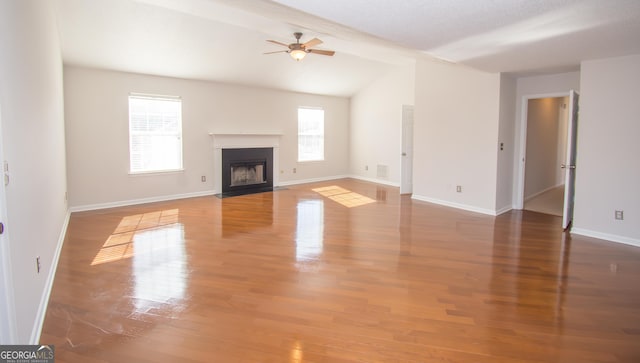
(41, 179, 640, 362)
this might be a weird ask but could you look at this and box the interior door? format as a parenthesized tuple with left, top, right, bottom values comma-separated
(0, 184, 11, 344)
(562, 90, 579, 230)
(0, 106, 16, 343)
(400, 105, 414, 194)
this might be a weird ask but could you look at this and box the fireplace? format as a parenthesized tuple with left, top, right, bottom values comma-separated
(221, 147, 273, 196)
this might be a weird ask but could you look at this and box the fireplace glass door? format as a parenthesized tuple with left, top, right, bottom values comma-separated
(230, 162, 266, 187)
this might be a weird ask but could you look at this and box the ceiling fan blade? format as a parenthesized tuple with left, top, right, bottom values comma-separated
(264, 50, 289, 55)
(308, 49, 335, 56)
(302, 38, 323, 48)
(266, 40, 289, 47)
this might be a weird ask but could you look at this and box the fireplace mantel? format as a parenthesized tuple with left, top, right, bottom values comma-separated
(210, 133, 281, 193)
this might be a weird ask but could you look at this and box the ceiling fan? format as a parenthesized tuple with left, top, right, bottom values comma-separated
(265, 32, 335, 61)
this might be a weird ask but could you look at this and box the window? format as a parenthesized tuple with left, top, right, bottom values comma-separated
(298, 107, 324, 162)
(129, 94, 183, 173)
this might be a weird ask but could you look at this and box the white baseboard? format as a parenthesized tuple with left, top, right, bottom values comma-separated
(31, 209, 71, 344)
(571, 228, 640, 248)
(277, 175, 351, 187)
(411, 194, 497, 216)
(70, 190, 216, 212)
(278, 175, 400, 188)
(74, 177, 391, 211)
(348, 175, 400, 187)
(69, 177, 383, 211)
(495, 205, 513, 215)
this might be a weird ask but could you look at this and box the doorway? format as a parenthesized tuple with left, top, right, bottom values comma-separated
(516, 91, 579, 228)
(523, 96, 568, 216)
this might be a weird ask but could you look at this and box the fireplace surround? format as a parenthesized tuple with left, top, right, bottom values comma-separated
(211, 133, 281, 197)
(221, 147, 273, 196)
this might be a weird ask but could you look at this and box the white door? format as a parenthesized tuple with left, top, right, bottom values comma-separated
(0, 175, 13, 344)
(0, 106, 16, 343)
(562, 90, 579, 230)
(400, 105, 414, 194)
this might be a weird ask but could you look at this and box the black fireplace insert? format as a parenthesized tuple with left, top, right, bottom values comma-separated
(221, 147, 273, 197)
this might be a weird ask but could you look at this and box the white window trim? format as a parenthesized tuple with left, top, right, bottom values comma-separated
(128, 93, 184, 174)
(127, 168, 184, 177)
(297, 106, 325, 163)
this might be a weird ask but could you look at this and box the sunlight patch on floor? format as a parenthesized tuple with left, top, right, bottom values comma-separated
(91, 209, 180, 266)
(312, 186, 375, 208)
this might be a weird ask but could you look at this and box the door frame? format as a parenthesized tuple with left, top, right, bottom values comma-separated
(0, 104, 17, 343)
(515, 91, 571, 210)
(400, 105, 414, 194)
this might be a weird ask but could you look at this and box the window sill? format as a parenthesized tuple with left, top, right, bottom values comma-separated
(128, 169, 185, 177)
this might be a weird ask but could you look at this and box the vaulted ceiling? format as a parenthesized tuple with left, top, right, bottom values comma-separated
(55, 0, 640, 97)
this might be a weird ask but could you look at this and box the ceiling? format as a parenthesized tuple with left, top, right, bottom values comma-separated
(54, 0, 640, 97)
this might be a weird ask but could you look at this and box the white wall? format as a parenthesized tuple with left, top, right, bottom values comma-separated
(350, 65, 415, 185)
(413, 60, 501, 214)
(515, 71, 581, 101)
(495, 74, 516, 213)
(524, 97, 562, 198)
(0, 1, 68, 343)
(64, 66, 350, 209)
(573, 54, 640, 245)
(513, 71, 580, 206)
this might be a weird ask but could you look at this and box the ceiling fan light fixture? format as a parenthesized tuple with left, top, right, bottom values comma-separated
(266, 33, 333, 60)
(290, 49, 306, 61)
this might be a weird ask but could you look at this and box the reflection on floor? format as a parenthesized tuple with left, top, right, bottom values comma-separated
(524, 185, 564, 216)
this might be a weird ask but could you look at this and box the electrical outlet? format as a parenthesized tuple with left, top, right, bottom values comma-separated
(201, 176, 206, 182)
(615, 210, 624, 220)
(36, 256, 41, 273)
(365, 165, 368, 171)
(293, 168, 296, 173)
(456, 185, 462, 193)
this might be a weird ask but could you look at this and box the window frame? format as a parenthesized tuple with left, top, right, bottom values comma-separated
(128, 93, 184, 175)
(297, 106, 325, 162)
